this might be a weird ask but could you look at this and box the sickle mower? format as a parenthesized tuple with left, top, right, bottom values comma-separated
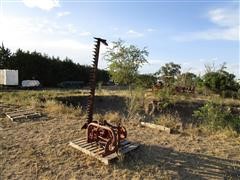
(69, 37, 139, 165)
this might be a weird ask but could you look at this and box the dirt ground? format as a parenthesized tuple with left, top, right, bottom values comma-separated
(0, 91, 240, 179)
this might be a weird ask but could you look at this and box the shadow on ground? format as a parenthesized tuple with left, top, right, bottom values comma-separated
(56, 95, 127, 115)
(117, 144, 240, 179)
(56, 95, 240, 128)
(56, 95, 205, 125)
(163, 101, 204, 125)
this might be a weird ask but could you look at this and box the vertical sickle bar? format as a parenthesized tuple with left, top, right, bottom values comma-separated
(82, 37, 108, 129)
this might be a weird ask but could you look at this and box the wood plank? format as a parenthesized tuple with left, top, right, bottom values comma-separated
(74, 141, 88, 146)
(92, 147, 104, 153)
(95, 150, 105, 155)
(140, 121, 171, 133)
(81, 142, 96, 148)
(26, 113, 41, 118)
(69, 142, 109, 165)
(11, 113, 40, 120)
(85, 143, 97, 150)
(104, 152, 118, 160)
(87, 146, 100, 151)
(69, 138, 139, 165)
(5, 109, 33, 114)
(73, 138, 87, 144)
(8, 113, 41, 121)
(6, 110, 36, 116)
(74, 141, 87, 146)
(8, 112, 40, 118)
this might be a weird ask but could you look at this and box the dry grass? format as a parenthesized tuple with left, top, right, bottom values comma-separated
(0, 88, 240, 179)
(44, 100, 83, 118)
(155, 112, 182, 129)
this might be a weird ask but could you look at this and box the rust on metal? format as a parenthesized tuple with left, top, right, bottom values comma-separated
(81, 37, 128, 157)
(83, 37, 108, 128)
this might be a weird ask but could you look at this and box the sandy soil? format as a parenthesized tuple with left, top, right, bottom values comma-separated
(1, 112, 240, 179)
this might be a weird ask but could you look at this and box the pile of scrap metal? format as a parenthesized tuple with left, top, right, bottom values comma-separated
(175, 86, 195, 94)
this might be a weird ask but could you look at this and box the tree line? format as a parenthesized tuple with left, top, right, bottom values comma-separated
(0, 43, 110, 87)
(1, 41, 239, 98)
(104, 40, 239, 98)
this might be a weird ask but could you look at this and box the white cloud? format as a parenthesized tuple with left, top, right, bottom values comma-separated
(146, 28, 156, 32)
(22, 0, 60, 11)
(208, 8, 238, 27)
(140, 58, 240, 78)
(175, 26, 239, 41)
(66, 24, 77, 34)
(57, 11, 71, 17)
(174, 7, 239, 41)
(79, 31, 92, 36)
(0, 15, 93, 64)
(127, 30, 144, 37)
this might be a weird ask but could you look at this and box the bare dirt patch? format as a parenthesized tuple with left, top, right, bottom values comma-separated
(1, 114, 240, 179)
(0, 91, 240, 179)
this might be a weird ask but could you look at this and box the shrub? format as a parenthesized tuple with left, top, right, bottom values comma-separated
(126, 95, 141, 120)
(193, 102, 240, 133)
(203, 71, 239, 93)
(135, 74, 157, 89)
(221, 90, 238, 99)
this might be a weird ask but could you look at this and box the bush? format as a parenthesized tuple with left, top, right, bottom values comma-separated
(135, 74, 156, 89)
(154, 87, 172, 112)
(221, 90, 238, 99)
(156, 87, 172, 100)
(193, 102, 240, 133)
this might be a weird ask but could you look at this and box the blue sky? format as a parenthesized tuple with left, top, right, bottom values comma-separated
(0, 0, 239, 77)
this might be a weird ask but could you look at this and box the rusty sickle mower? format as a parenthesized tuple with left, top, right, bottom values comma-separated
(81, 37, 127, 157)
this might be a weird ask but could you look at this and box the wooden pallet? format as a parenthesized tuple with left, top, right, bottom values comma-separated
(5, 109, 42, 121)
(69, 138, 139, 165)
(0, 103, 19, 113)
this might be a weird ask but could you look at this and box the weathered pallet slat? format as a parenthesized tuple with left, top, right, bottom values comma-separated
(1, 103, 44, 122)
(140, 121, 171, 133)
(5, 109, 42, 122)
(7, 113, 41, 121)
(5, 109, 34, 116)
(6, 111, 38, 118)
(5, 108, 33, 113)
(69, 138, 139, 165)
(0, 103, 19, 113)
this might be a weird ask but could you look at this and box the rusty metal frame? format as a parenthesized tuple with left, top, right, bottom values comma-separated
(81, 37, 127, 157)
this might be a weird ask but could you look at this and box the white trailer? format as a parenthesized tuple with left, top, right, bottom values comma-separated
(0, 69, 19, 86)
(21, 80, 40, 88)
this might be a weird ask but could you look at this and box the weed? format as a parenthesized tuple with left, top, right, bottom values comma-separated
(155, 112, 181, 129)
(126, 94, 141, 120)
(193, 101, 240, 133)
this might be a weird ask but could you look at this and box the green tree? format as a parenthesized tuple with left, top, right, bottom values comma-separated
(193, 102, 240, 133)
(136, 74, 157, 88)
(0, 43, 12, 68)
(177, 72, 197, 87)
(105, 39, 148, 86)
(3, 46, 110, 87)
(155, 62, 181, 86)
(203, 69, 239, 93)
